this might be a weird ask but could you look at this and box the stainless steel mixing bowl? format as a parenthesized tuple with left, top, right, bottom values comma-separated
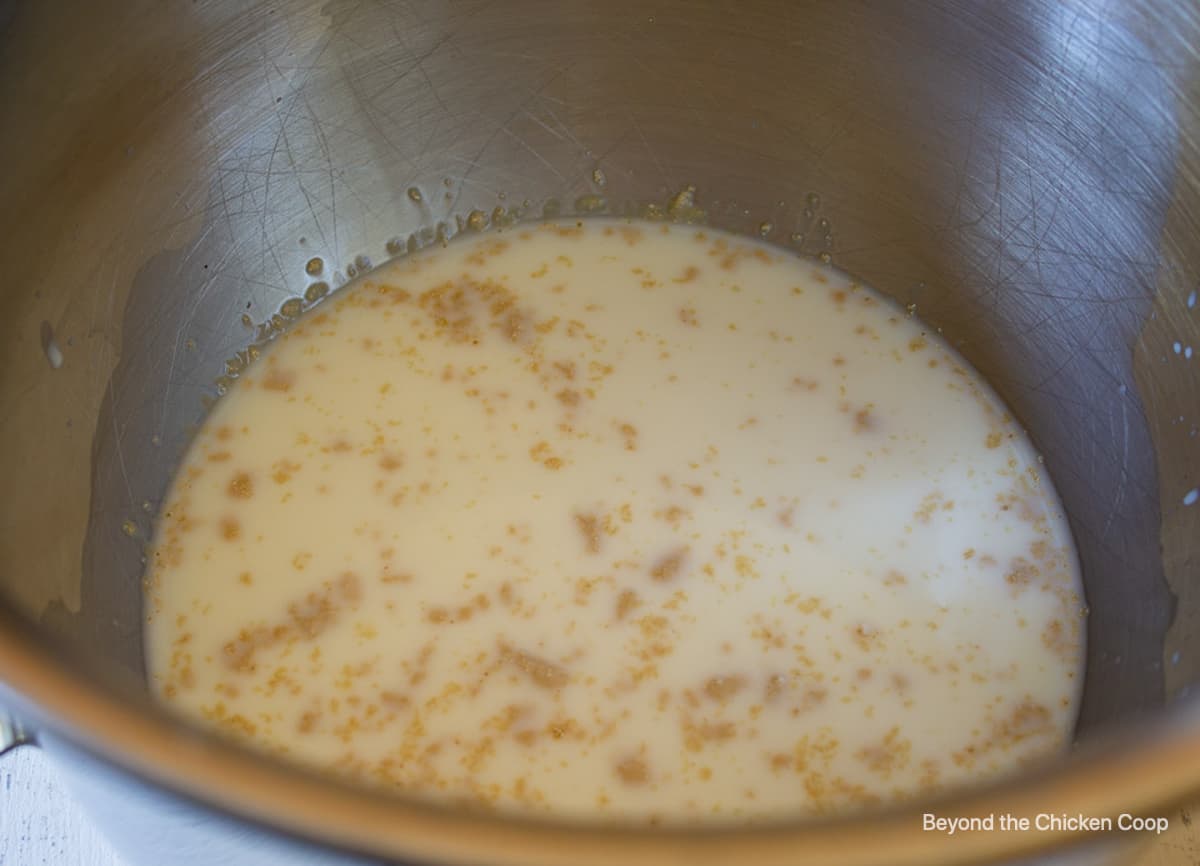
(1, 0, 1199, 864)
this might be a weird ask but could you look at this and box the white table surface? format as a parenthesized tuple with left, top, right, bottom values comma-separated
(1, 747, 122, 866)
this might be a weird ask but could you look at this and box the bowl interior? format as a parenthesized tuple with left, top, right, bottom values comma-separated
(1, 0, 1199, 813)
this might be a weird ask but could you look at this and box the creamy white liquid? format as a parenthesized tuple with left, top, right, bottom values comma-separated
(145, 220, 1085, 823)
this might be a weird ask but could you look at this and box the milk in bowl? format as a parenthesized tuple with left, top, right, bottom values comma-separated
(144, 220, 1085, 823)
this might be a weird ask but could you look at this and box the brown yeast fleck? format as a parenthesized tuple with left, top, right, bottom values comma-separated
(615, 756, 649, 785)
(219, 517, 241, 541)
(227, 472, 254, 499)
(502, 644, 569, 690)
(649, 547, 689, 582)
(704, 674, 747, 703)
(263, 368, 296, 392)
(574, 512, 602, 554)
(615, 589, 640, 622)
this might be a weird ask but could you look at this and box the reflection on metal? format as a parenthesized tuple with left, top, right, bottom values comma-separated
(0, 711, 31, 755)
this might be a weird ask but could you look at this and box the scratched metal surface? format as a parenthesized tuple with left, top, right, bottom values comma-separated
(0, 1, 1198, 865)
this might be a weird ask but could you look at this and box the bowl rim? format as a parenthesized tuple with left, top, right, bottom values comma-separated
(3, 604, 1199, 866)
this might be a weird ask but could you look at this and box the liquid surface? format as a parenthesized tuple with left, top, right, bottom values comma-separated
(145, 221, 1085, 823)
